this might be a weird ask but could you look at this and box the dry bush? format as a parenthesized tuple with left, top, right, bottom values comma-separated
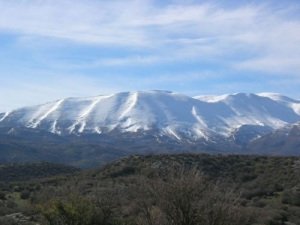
(137, 167, 253, 225)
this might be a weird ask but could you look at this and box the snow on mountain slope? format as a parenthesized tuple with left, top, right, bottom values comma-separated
(257, 92, 300, 115)
(0, 91, 300, 141)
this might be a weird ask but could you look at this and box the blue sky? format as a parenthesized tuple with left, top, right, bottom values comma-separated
(0, 0, 300, 111)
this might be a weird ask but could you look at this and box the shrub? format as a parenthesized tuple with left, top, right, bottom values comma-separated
(138, 168, 253, 225)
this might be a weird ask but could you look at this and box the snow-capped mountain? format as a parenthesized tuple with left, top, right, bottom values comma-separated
(1, 90, 300, 167)
(1, 90, 300, 144)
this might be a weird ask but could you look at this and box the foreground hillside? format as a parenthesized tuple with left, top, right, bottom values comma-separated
(0, 154, 299, 225)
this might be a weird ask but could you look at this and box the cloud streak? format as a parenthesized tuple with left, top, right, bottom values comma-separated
(1, 1, 299, 58)
(0, 0, 300, 72)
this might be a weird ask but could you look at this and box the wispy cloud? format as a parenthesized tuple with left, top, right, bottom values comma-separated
(1, 0, 299, 68)
(0, 0, 300, 111)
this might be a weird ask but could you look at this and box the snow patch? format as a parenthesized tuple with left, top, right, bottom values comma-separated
(163, 127, 181, 140)
(0, 111, 10, 122)
(194, 94, 229, 102)
(68, 96, 107, 133)
(119, 92, 138, 119)
(50, 120, 61, 135)
(291, 103, 300, 115)
(191, 106, 207, 129)
(94, 127, 102, 134)
(28, 99, 64, 128)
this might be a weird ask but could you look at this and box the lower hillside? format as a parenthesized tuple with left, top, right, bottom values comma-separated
(0, 154, 299, 225)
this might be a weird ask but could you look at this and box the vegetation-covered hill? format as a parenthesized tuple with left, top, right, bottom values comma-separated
(0, 162, 80, 182)
(0, 154, 299, 225)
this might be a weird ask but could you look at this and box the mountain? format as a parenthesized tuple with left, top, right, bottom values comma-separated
(0, 90, 300, 166)
(1, 91, 300, 139)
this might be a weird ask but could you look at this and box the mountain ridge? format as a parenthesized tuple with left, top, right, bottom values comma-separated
(1, 91, 300, 140)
